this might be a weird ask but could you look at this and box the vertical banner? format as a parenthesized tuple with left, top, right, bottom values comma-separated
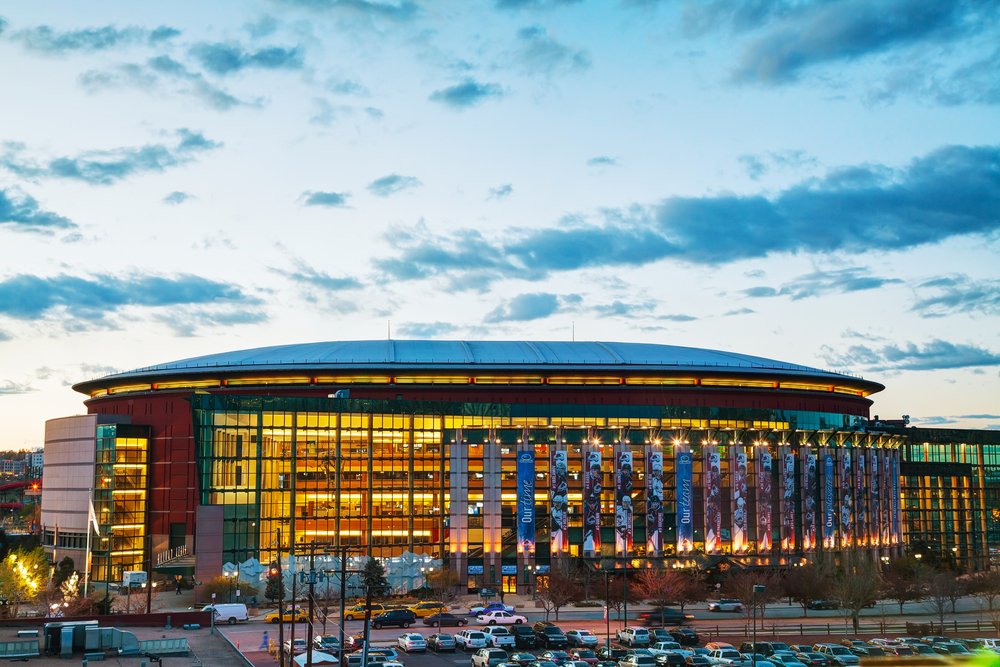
(840, 450, 853, 549)
(780, 451, 795, 552)
(676, 450, 694, 553)
(583, 446, 602, 555)
(516, 451, 536, 556)
(615, 450, 634, 556)
(756, 449, 772, 553)
(704, 450, 721, 554)
(732, 450, 748, 552)
(870, 451, 880, 547)
(646, 448, 664, 555)
(802, 452, 816, 551)
(550, 450, 569, 555)
(824, 453, 836, 549)
(856, 451, 867, 546)
(891, 450, 901, 544)
(881, 450, 891, 546)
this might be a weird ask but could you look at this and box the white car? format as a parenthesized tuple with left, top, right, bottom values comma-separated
(708, 649, 752, 666)
(482, 626, 516, 648)
(398, 633, 427, 652)
(650, 642, 693, 658)
(472, 648, 512, 667)
(476, 610, 527, 625)
(456, 629, 491, 652)
(566, 629, 599, 647)
(708, 599, 744, 612)
(470, 602, 516, 615)
(770, 653, 806, 667)
(618, 627, 651, 647)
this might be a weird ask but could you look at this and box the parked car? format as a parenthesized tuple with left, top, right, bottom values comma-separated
(789, 646, 813, 654)
(510, 652, 539, 665)
(314, 635, 341, 653)
(535, 625, 569, 648)
(483, 627, 517, 648)
(541, 651, 572, 664)
(570, 649, 599, 664)
(848, 647, 885, 659)
(372, 609, 417, 629)
(456, 629, 492, 652)
(933, 643, 971, 655)
(368, 648, 402, 661)
(920, 636, 950, 645)
(769, 652, 807, 667)
(479, 610, 528, 625)
(472, 602, 516, 615)
(741, 656, 775, 667)
(953, 639, 983, 651)
(687, 658, 712, 666)
(669, 628, 700, 646)
(410, 601, 449, 617)
(618, 627, 652, 647)
(706, 649, 751, 666)
(652, 629, 674, 643)
(473, 648, 512, 667)
(705, 644, 735, 652)
(344, 635, 366, 651)
(894, 638, 924, 646)
(344, 603, 388, 620)
(428, 634, 457, 652)
(398, 633, 427, 652)
(284, 639, 308, 655)
(708, 599, 744, 612)
(811, 645, 859, 666)
(596, 661, 619, 667)
(529, 661, 560, 667)
(657, 653, 686, 667)
(567, 630, 600, 647)
(794, 653, 830, 666)
(203, 603, 249, 625)
(424, 612, 468, 627)
(838, 641, 867, 649)
(649, 641, 685, 657)
(265, 606, 310, 623)
(511, 626, 539, 648)
(884, 646, 915, 657)
(597, 647, 628, 661)
(806, 600, 839, 610)
(621, 655, 658, 667)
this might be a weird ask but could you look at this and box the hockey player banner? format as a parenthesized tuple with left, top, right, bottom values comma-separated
(824, 454, 836, 549)
(802, 453, 816, 551)
(705, 451, 721, 554)
(870, 451, 880, 547)
(757, 449, 772, 553)
(583, 447, 602, 555)
(781, 452, 795, 551)
(551, 450, 569, 554)
(892, 451, 900, 543)
(646, 449, 664, 555)
(676, 451, 694, 553)
(615, 451, 634, 556)
(856, 451, 867, 546)
(516, 451, 535, 556)
(732, 451, 748, 552)
(840, 451, 853, 548)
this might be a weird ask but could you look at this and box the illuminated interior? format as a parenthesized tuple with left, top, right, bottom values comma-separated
(92, 424, 149, 584)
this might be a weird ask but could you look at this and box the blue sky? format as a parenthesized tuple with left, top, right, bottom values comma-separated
(1, 0, 998, 448)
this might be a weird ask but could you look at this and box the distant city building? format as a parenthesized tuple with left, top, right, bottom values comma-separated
(28, 447, 43, 472)
(0, 459, 27, 475)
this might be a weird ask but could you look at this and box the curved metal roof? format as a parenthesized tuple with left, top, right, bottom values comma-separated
(78, 339, 873, 386)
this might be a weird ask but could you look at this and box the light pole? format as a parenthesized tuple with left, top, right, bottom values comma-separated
(752, 584, 765, 664)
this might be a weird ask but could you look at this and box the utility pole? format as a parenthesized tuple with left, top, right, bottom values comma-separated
(277, 527, 285, 667)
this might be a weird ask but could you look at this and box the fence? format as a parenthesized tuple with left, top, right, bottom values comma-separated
(699, 619, 1000, 640)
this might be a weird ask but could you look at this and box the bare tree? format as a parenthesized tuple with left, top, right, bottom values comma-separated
(537, 563, 581, 621)
(783, 564, 831, 617)
(722, 570, 783, 632)
(923, 571, 952, 628)
(427, 567, 461, 604)
(830, 551, 881, 634)
(970, 570, 1000, 629)
(674, 571, 707, 613)
(638, 569, 682, 626)
(605, 574, 642, 621)
(573, 560, 601, 602)
(946, 574, 967, 613)
(881, 559, 924, 614)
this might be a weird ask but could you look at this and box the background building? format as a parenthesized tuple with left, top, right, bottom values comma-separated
(39, 340, 993, 595)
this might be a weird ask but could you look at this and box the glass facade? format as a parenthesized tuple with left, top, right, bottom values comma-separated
(92, 424, 150, 584)
(195, 395, 904, 592)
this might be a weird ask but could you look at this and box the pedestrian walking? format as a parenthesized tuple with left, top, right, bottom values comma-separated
(499, 589, 505, 604)
(260, 631, 269, 651)
(176, 580, 182, 595)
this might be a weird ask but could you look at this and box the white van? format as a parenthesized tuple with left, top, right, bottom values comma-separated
(203, 603, 249, 624)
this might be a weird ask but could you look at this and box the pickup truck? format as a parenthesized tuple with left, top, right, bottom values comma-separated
(649, 642, 693, 659)
(707, 649, 752, 666)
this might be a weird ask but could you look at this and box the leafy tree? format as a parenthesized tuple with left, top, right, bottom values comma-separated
(361, 557, 391, 627)
(830, 551, 881, 634)
(784, 563, 831, 617)
(0, 547, 47, 617)
(536, 563, 581, 621)
(52, 557, 76, 589)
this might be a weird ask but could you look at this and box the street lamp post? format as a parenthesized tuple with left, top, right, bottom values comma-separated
(752, 584, 765, 665)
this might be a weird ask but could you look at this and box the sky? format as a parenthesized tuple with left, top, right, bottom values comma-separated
(1, 0, 998, 449)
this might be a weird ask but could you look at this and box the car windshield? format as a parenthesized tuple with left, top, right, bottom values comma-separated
(579, 631, 593, 636)
(544, 628, 564, 635)
(577, 651, 595, 658)
(721, 652, 741, 658)
(828, 648, 850, 655)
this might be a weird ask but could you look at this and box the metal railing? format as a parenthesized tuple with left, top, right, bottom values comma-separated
(699, 619, 1000, 640)
(155, 544, 188, 566)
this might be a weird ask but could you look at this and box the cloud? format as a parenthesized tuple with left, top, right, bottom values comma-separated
(0, 329, 12, 342)
(0, 381, 34, 396)
(79, 56, 251, 111)
(958, 414, 1000, 419)
(510, 25, 591, 75)
(742, 267, 903, 300)
(732, 0, 996, 85)
(740, 150, 818, 179)
(428, 79, 503, 108)
(1, 129, 222, 186)
(301, 190, 351, 207)
(911, 275, 1000, 317)
(744, 269, 765, 278)
(485, 292, 562, 322)
(659, 313, 698, 322)
(272, 0, 420, 21)
(270, 260, 364, 293)
(244, 15, 280, 39)
(327, 76, 369, 95)
(865, 48, 1000, 107)
(373, 144, 1000, 286)
(396, 322, 460, 337)
(913, 415, 957, 425)
(0, 272, 261, 332)
(162, 191, 192, 205)
(153, 308, 268, 337)
(738, 155, 767, 179)
(488, 184, 513, 200)
(724, 307, 755, 316)
(593, 300, 656, 318)
(0, 188, 75, 233)
(189, 42, 304, 75)
(587, 156, 618, 166)
(367, 174, 421, 197)
(496, 0, 585, 10)
(10, 24, 180, 54)
(820, 338, 1000, 371)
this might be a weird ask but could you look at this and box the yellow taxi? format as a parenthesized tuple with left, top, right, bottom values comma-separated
(409, 601, 448, 617)
(265, 606, 310, 623)
(343, 603, 388, 621)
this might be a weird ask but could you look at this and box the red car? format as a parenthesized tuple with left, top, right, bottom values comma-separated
(570, 650, 599, 665)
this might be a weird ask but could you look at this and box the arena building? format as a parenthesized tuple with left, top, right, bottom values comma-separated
(39, 340, 993, 597)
